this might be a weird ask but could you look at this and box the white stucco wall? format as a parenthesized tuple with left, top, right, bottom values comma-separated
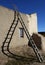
(26, 13, 38, 35)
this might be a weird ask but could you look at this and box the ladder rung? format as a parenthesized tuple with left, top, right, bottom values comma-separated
(14, 21, 17, 24)
(7, 35, 11, 37)
(11, 25, 15, 28)
(4, 52, 11, 56)
(7, 38, 11, 39)
(13, 23, 16, 25)
(8, 34, 12, 35)
(4, 49, 7, 51)
(9, 32, 12, 35)
(4, 46, 7, 47)
(35, 48, 38, 52)
(12, 24, 15, 27)
(11, 28, 14, 30)
(6, 53, 10, 55)
(4, 52, 9, 55)
(5, 42, 9, 43)
(10, 30, 13, 32)
(8, 27, 14, 32)
(12, 27, 15, 28)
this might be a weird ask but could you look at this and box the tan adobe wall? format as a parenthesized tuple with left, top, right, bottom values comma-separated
(0, 6, 38, 49)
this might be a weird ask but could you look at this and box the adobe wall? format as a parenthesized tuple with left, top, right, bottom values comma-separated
(0, 6, 38, 49)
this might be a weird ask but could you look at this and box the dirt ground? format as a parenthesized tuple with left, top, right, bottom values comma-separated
(0, 45, 45, 65)
(6, 33, 45, 65)
(0, 33, 45, 65)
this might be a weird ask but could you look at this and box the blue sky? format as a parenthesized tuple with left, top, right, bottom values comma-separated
(0, 0, 45, 32)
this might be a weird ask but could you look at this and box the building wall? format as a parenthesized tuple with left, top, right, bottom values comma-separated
(26, 13, 38, 35)
(0, 6, 38, 49)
